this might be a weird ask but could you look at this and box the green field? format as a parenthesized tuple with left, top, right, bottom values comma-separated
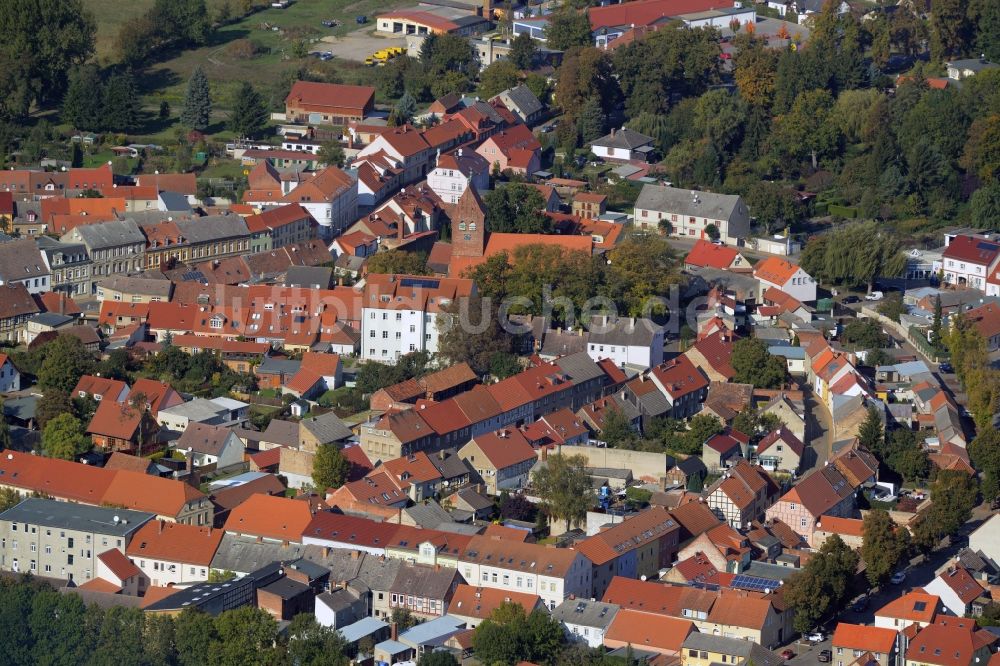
(85, 0, 406, 142)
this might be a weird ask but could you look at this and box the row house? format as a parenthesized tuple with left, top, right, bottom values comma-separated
(378, 563, 461, 621)
(0, 238, 50, 294)
(764, 464, 856, 543)
(63, 219, 146, 284)
(37, 237, 92, 297)
(456, 535, 593, 610)
(125, 520, 223, 590)
(623, 355, 710, 424)
(475, 124, 541, 176)
(244, 203, 316, 253)
(427, 149, 490, 204)
(357, 125, 434, 187)
(0, 283, 41, 343)
(143, 215, 252, 270)
(458, 428, 537, 495)
(754, 257, 817, 304)
(634, 184, 751, 246)
(0, 451, 213, 525)
(243, 166, 358, 239)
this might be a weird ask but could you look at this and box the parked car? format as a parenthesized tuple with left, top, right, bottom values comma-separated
(842, 295, 861, 304)
(805, 631, 824, 643)
(938, 362, 954, 373)
(865, 291, 884, 301)
(780, 649, 795, 660)
(852, 596, 869, 612)
(891, 571, 907, 584)
(818, 649, 832, 663)
(356, 15, 367, 23)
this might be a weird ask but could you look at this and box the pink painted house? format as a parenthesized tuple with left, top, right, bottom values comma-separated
(764, 465, 856, 543)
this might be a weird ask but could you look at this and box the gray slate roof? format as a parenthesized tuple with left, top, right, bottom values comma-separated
(71, 219, 145, 249)
(98, 276, 172, 297)
(29, 312, 74, 327)
(552, 351, 605, 383)
(260, 419, 300, 447)
(493, 84, 544, 119)
(550, 598, 620, 629)
(588, 315, 661, 347)
(0, 498, 153, 537)
(0, 239, 48, 281)
(681, 633, 784, 666)
(635, 184, 743, 221)
(256, 357, 301, 376)
(36, 236, 89, 265)
(174, 215, 250, 244)
(591, 127, 654, 150)
(300, 411, 354, 444)
(177, 422, 236, 456)
(285, 266, 332, 289)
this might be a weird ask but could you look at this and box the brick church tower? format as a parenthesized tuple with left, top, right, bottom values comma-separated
(451, 183, 487, 258)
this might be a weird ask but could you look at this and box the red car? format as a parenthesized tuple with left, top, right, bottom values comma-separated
(719, 52, 733, 60)
(780, 649, 795, 660)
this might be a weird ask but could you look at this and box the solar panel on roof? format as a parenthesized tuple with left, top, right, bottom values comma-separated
(730, 574, 780, 592)
(977, 242, 999, 251)
(399, 277, 440, 289)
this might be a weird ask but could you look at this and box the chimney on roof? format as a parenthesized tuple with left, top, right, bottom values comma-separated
(158, 519, 164, 534)
(390, 622, 399, 641)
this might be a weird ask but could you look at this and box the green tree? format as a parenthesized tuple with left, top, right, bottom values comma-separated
(531, 453, 593, 528)
(783, 535, 860, 633)
(228, 81, 268, 139)
(42, 413, 90, 460)
(930, 0, 973, 61)
(978, 0, 1000, 62)
(0, 487, 20, 512)
(731, 337, 787, 389)
(576, 96, 606, 143)
(509, 32, 538, 70)
(858, 406, 884, 453)
(544, 8, 594, 51)
(313, 444, 350, 491)
(175, 609, 219, 666)
(478, 60, 520, 99)
(602, 233, 681, 317)
(37, 335, 95, 394)
(600, 406, 636, 448)
(318, 141, 345, 168)
(885, 428, 930, 483)
(772, 89, 841, 169)
(180, 65, 212, 131)
(679, 414, 724, 455)
(390, 608, 419, 630)
(366, 250, 430, 275)
(436, 294, 515, 376)
(419, 653, 459, 666)
(62, 65, 103, 130)
(962, 114, 1000, 182)
(931, 295, 944, 350)
(101, 69, 141, 133)
(209, 606, 279, 666)
(0, 0, 96, 120)
(862, 509, 909, 587)
(744, 181, 803, 234)
(913, 470, 979, 550)
(483, 184, 550, 234)
(877, 293, 907, 323)
(555, 47, 620, 116)
(420, 33, 478, 79)
(969, 428, 1000, 501)
(285, 613, 349, 666)
(392, 91, 417, 125)
(37, 390, 76, 430)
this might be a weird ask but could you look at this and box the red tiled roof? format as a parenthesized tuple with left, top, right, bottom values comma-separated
(906, 618, 998, 666)
(965, 301, 1000, 340)
(816, 515, 864, 537)
(938, 566, 985, 604)
(832, 623, 899, 654)
(223, 494, 314, 542)
(449, 584, 541, 620)
(285, 81, 375, 113)
(684, 239, 740, 269)
(466, 428, 536, 470)
(875, 591, 940, 624)
(589, 0, 734, 29)
(244, 203, 314, 233)
(575, 506, 678, 565)
(87, 398, 144, 440)
(604, 609, 695, 653)
(756, 426, 804, 457)
(754, 257, 802, 286)
(650, 355, 709, 399)
(98, 548, 142, 580)
(942, 235, 1000, 265)
(126, 520, 224, 566)
(689, 330, 736, 379)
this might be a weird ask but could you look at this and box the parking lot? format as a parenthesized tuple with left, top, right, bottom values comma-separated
(310, 26, 408, 63)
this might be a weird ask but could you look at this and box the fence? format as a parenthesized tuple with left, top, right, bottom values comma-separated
(860, 306, 945, 363)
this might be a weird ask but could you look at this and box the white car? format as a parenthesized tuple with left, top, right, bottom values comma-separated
(865, 291, 884, 301)
(890, 571, 907, 584)
(806, 631, 824, 643)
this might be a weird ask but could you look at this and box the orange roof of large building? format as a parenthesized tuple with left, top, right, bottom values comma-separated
(604, 609, 695, 653)
(575, 506, 679, 566)
(223, 494, 314, 542)
(832, 623, 898, 654)
(244, 203, 314, 233)
(376, 10, 459, 33)
(86, 398, 145, 440)
(101, 470, 206, 516)
(126, 520, 224, 566)
(285, 81, 375, 113)
(905, 618, 998, 666)
(466, 428, 536, 470)
(588, 0, 734, 29)
(936, 566, 985, 604)
(816, 515, 864, 537)
(754, 257, 802, 286)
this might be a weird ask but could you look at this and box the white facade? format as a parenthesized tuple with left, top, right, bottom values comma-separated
(564, 620, 608, 649)
(943, 256, 993, 291)
(758, 267, 817, 303)
(302, 533, 387, 557)
(131, 554, 211, 587)
(361, 306, 440, 363)
(923, 574, 975, 617)
(302, 193, 358, 239)
(427, 166, 489, 205)
(0, 358, 20, 392)
(456, 552, 592, 611)
(969, 514, 1000, 567)
(1, 274, 49, 295)
(586, 334, 664, 370)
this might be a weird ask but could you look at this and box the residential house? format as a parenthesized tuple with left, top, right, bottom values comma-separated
(0, 353, 21, 392)
(456, 535, 593, 610)
(575, 506, 680, 598)
(223, 494, 314, 544)
(490, 85, 545, 125)
(604, 610, 696, 656)
(175, 423, 246, 469)
(427, 149, 490, 204)
(87, 398, 160, 454)
(0, 238, 50, 294)
(924, 566, 986, 617)
(941, 235, 1000, 290)
(282, 351, 343, 399)
(904, 618, 997, 666)
(448, 584, 544, 627)
(590, 127, 656, 163)
(683, 239, 750, 271)
(811, 515, 865, 550)
(702, 429, 750, 472)
(830, 624, 898, 666)
(284, 81, 375, 124)
(63, 219, 145, 286)
(356, 125, 433, 187)
(37, 236, 91, 297)
(705, 460, 778, 529)
(0, 284, 40, 343)
(664, 456, 708, 489)
(376, 451, 445, 502)
(964, 301, 1000, 352)
(97, 276, 172, 303)
(458, 429, 536, 496)
(754, 257, 817, 303)
(244, 203, 315, 253)
(765, 465, 856, 542)
(126, 520, 224, 589)
(874, 591, 942, 631)
(0, 498, 153, 583)
(475, 124, 541, 175)
(73, 375, 129, 404)
(370, 363, 478, 412)
(551, 598, 620, 649)
(969, 514, 1000, 568)
(157, 397, 249, 431)
(946, 58, 1000, 81)
(88, 548, 146, 596)
(327, 471, 410, 511)
(755, 426, 804, 473)
(634, 184, 750, 245)
(572, 192, 607, 220)
(378, 563, 461, 621)
(680, 634, 784, 666)
(586, 315, 664, 370)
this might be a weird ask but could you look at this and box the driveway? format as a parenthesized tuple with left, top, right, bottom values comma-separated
(312, 27, 407, 62)
(802, 385, 832, 472)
